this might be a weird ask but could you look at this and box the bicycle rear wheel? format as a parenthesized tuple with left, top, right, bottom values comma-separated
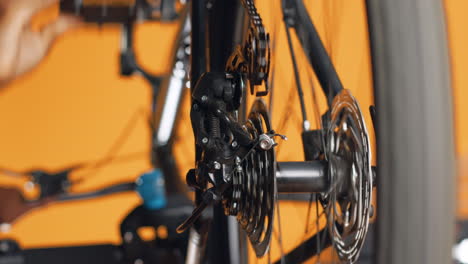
(367, 1, 455, 263)
(248, 0, 455, 263)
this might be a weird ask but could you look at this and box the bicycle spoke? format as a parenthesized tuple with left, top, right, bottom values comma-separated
(274, 79, 302, 157)
(322, 5, 342, 262)
(315, 194, 322, 263)
(330, 199, 337, 264)
(267, 0, 280, 119)
(320, 0, 332, 65)
(275, 110, 302, 157)
(267, 247, 271, 264)
(283, 21, 309, 131)
(303, 195, 314, 235)
(300, 194, 314, 262)
(275, 200, 285, 264)
(319, 219, 329, 256)
(304, 56, 322, 129)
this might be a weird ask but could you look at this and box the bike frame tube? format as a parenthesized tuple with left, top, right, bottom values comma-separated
(187, 1, 245, 264)
(119, 9, 189, 195)
(206, 2, 244, 264)
(152, 10, 191, 194)
(186, 1, 209, 264)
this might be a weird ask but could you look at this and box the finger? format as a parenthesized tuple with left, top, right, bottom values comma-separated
(27, 0, 60, 16)
(41, 14, 82, 46)
(6, 0, 60, 25)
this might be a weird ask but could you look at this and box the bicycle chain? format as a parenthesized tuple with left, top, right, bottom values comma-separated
(226, 0, 270, 96)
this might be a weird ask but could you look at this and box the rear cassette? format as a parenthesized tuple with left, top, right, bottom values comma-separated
(223, 99, 276, 257)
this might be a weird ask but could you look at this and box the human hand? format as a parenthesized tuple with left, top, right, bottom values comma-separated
(0, 0, 81, 86)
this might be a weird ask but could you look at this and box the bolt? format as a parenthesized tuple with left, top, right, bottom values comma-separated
(260, 141, 269, 150)
(231, 141, 238, 148)
(202, 137, 209, 144)
(201, 95, 208, 102)
(223, 173, 232, 182)
(342, 122, 348, 132)
(369, 205, 374, 218)
(193, 104, 199, 111)
(124, 232, 133, 243)
(259, 134, 274, 150)
(134, 259, 144, 264)
(303, 120, 311, 131)
(214, 162, 221, 170)
(235, 157, 243, 173)
(136, 178, 143, 185)
(206, 1, 213, 9)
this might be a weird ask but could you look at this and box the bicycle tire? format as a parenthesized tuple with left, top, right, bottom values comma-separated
(366, 1, 456, 263)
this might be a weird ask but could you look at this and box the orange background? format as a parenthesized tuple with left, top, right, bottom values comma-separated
(0, 16, 182, 246)
(0, 0, 465, 261)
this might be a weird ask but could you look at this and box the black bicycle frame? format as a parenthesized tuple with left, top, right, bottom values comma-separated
(189, 1, 246, 264)
(282, 0, 343, 104)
